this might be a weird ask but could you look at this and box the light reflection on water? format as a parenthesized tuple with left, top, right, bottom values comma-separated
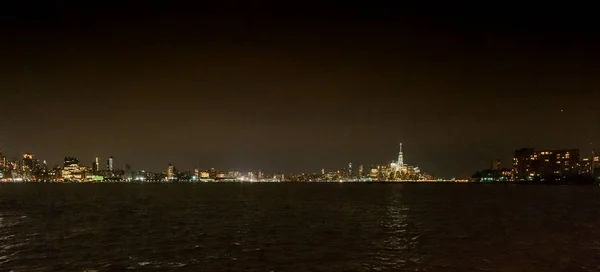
(1, 183, 600, 271)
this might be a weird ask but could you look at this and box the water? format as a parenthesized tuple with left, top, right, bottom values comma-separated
(1, 183, 599, 271)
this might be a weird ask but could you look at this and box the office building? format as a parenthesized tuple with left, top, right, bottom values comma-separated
(107, 156, 114, 171)
(62, 157, 86, 181)
(92, 157, 99, 174)
(23, 153, 34, 171)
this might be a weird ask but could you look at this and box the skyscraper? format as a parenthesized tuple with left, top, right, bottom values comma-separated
(348, 162, 352, 178)
(397, 142, 404, 172)
(92, 157, 99, 174)
(23, 153, 34, 171)
(107, 156, 114, 171)
(359, 165, 364, 178)
(0, 152, 5, 170)
(167, 163, 174, 180)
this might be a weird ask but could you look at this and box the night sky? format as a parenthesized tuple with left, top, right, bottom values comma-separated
(1, 2, 598, 177)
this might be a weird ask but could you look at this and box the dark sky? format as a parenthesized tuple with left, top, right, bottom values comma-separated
(1, 2, 598, 177)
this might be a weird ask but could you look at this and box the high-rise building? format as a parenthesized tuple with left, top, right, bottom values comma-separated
(593, 151, 600, 178)
(0, 151, 4, 169)
(258, 169, 263, 180)
(359, 165, 363, 178)
(369, 165, 379, 180)
(62, 157, 84, 181)
(348, 162, 352, 178)
(23, 153, 34, 171)
(513, 148, 580, 180)
(166, 163, 174, 180)
(125, 164, 133, 180)
(92, 157, 99, 174)
(397, 143, 404, 172)
(513, 148, 536, 180)
(107, 156, 114, 171)
(64, 157, 79, 166)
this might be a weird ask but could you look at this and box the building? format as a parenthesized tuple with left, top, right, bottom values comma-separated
(369, 166, 379, 180)
(593, 151, 600, 179)
(396, 143, 404, 172)
(107, 156, 114, 171)
(513, 148, 580, 181)
(491, 159, 500, 170)
(209, 168, 218, 179)
(578, 158, 592, 175)
(166, 163, 174, 181)
(62, 157, 86, 181)
(23, 153, 34, 171)
(124, 164, 134, 180)
(513, 148, 536, 180)
(92, 157, 99, 174)
(348, 162, 352, 178)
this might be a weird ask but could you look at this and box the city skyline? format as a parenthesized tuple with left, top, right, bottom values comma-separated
(1, 142, 599, 182)
(1, 3, 598, 177)
(0, 141, 426, 176)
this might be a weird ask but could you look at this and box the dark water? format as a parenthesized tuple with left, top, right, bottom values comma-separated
(1, 183, 600, 271)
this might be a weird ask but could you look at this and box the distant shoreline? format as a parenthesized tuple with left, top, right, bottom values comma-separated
(0, 181, 597, 185)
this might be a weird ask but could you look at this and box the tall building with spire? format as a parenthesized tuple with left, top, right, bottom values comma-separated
(397, 142, 404, 171)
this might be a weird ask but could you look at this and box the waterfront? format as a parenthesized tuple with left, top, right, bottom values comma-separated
(1, 183, 600, 271)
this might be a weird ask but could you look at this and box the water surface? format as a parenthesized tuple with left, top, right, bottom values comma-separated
(1, 183, 599, 271)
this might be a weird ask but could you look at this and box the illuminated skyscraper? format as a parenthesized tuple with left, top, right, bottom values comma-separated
(0, 152, 5, 170)
(107, 156, 114, 171)
(92, 157, 99, 174)
(167, 163, 174, 180)
(23, 153, 34, 171)
(348, 162, 352, 177)
(397, 143, 404, 172)
(359, 165, 363, 178)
